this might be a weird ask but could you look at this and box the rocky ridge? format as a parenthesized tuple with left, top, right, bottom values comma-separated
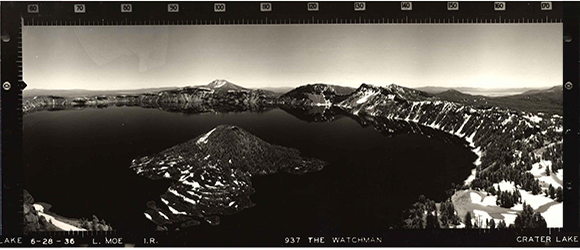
(23, 80, 277, 114)
(278, 83, 355, 106)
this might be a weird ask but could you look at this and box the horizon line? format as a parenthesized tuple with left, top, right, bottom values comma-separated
(23, 81, 560, 92)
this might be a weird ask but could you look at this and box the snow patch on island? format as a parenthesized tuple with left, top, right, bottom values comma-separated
(523, 114, 543, 123)
(167, 205, 187, 215)
(197, 128, 217, 144)
(169, 187, 198, 205)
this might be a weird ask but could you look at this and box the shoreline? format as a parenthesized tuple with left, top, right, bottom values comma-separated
(354, 104, 562, 228)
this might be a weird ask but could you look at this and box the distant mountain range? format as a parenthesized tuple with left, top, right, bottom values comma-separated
(433, 85, 562, 114)
(23, 80, 279, 114)
(26, 82, 557, 98)
(259, 86, 295, 94)
(25, 79, 278, 98)
(416, 86, 550, 97)
(23, 87, 180, 98)
(23, 80, 562, 114)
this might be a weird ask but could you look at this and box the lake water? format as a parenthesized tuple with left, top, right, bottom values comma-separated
(23, 106, 476, 240)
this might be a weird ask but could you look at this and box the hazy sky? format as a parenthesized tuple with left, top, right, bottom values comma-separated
(23, 24, 562, 90)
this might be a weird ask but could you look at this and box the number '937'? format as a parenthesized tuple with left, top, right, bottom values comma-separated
(285, 237, 300, 244)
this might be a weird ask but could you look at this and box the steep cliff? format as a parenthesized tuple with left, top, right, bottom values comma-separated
(278, 83, 355, 106)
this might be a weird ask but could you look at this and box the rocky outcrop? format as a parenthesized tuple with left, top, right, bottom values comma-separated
(24, 190, 60, 232)
(278, 83, 355, 106)
(24, 190, 112, 232)
(130, 125, 326, 228)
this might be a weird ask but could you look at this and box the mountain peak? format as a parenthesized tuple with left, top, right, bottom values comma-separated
(358, 83, 381, 91)
(204, 80, 247, 91)
(384, 83, 411, 92)
(344, 83, 431, 106)
(207, 79, 233, 88)
(442, 89, 464, 94)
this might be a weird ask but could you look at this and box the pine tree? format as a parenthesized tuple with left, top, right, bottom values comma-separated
(489, 218, 496, 229)
(411, 213, 424, 229)
(556, 187, 563, 202)
(464, 212, 473, 229)
(549, 184, 556, 199)
(514, 202, 547, 229)
(531, 213, 547, 228)
(497, 220, 507, 229)
(439, 199, 460, 228)
(418, 195, 426, 204)
(425, 211, 440, 229)
(531, 181, 541, 195)
(426, 199, 437, 214)
(514, 202, 532, 228)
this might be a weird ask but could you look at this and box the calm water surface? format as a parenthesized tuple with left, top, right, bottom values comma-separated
(24, 107, 475, 240)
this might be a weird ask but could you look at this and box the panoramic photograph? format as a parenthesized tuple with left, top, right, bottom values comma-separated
(22, 24, 563, 236)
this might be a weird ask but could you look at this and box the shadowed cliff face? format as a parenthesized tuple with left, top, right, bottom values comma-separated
(279, 106, 472, 144)
(335, 83, 561, 153)
(336, 84, 563, 194)
(130, 125, 326, 229)
(277, 83, 355, 107)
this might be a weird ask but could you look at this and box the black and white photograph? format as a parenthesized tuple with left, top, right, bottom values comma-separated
(19, 21, 564, 242)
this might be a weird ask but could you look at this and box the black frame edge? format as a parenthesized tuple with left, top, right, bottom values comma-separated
(563, 1, 580, 231)
(2, 1, 24, 236)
